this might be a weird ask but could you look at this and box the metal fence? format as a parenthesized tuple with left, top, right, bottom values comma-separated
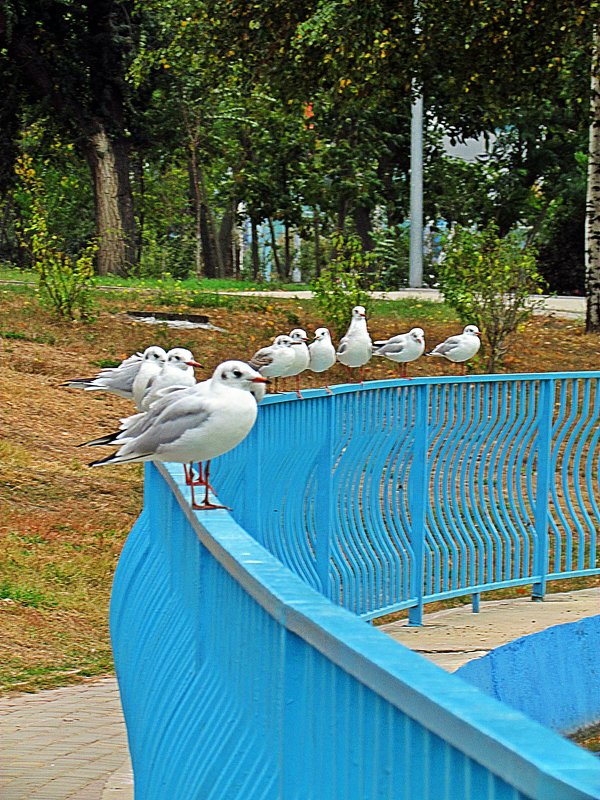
(110, 462, 600, 800)
(211, 372, 600, 622)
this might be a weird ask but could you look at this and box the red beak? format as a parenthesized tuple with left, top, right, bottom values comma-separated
(186, 360, 203, 368)
(252, 376, 269, 383)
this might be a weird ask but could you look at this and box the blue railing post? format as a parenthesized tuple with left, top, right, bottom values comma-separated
(408, 384, 430, 626)
(314, 397, 335, 599)
(532, 379, 554, 601)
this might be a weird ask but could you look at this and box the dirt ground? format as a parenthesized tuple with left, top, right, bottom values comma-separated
(1, 286, 599, 692)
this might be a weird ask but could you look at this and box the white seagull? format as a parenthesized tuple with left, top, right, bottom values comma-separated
(132, 346, 169, 409)
(427, 325, 481, 373)
(88, 361, 268, 510)
(286, 328, 310, 398)
(336, 305, 372, 381)
(141, 347, 201, 410)
(308, 327, 336, 389)
(63, 346, 166, 400)
(372, 327, 426, 378)
(249, 334, 299, 392)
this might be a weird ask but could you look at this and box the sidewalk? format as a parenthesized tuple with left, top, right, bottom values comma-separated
(0, 677, 133, 800)
(1, 588, 597, 799)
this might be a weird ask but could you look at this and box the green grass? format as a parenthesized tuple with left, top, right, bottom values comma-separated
(0, 580, 57, 609)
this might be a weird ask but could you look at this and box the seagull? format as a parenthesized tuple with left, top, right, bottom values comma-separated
(249, 334, 299, 392)
(141, 347, 202, 410)
(286, 328, 310, 398)
(88, 361, 268, 510)
(427, 325, 481, 374)
(62, 346, 166, 400)
(308, 327, 336, 390)
(336, 305, 372, 381)
(372, 327, 426, 378)
(132, 346, 170, 409)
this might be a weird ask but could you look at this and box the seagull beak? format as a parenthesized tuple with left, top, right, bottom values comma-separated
(251, 376, 269, 383)
(186, 360, 203, 368)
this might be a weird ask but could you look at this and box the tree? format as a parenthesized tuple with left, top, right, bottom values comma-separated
(585, 22, 600, 330)
(0, 1, 144, 275)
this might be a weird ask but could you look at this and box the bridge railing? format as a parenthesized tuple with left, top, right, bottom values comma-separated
(211, 372, 600, 622)
(110, 462, 600, 800)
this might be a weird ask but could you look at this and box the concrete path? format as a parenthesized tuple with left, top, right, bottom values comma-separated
(0, 677, 133, 800)
(1, 588, 596, 799)
(381, 587, 599, 671)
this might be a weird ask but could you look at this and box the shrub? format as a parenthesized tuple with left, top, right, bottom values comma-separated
(437, 223, 545, 372)
(15, 154, 96, 320)
(312, 231, 374, 336)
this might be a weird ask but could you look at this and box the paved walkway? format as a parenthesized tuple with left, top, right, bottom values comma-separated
(1, 588, 597, 799)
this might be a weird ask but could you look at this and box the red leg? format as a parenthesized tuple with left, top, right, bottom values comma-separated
(191, 461, 230, 511)
(295, 375, 303, 399)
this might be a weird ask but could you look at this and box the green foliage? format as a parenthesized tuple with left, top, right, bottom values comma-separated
(437, 223, 545, 371)
(15, 153, 96, 321)
(312, 231, 374, 336)
(372, 226, 410, 289)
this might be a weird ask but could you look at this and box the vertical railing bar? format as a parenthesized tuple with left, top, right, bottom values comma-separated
(315, 396, 335, 599)
(408, 384, 430, 626)
(532, 378, 554, 600)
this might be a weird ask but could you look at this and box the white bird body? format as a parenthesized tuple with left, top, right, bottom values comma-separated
(373, 327, 425, 365)
(63, 347, 162, 400)
(90, 361, 265, 468)
(249, 335, 298, 379)
(308, 328, 336, 374)
(141, 347, 201, 410)
(132, 346, 169, 409)
(428, 325, 481, 364)
(287, 329, 310, 377)
(336, 306, 372, 369)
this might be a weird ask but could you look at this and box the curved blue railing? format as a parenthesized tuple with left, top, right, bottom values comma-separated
(111, 372, 600, 798)
(210, 372, 600, 622)
(111, 462, 600, 800)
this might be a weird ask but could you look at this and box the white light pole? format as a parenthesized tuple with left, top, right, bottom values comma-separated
(409, 92, 424, 287)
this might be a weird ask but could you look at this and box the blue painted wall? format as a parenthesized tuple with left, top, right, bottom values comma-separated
(456, 615, 600, 733)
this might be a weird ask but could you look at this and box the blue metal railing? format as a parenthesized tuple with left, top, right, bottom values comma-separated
(211, 372, 600, 622)
(111, 463, 600, 800)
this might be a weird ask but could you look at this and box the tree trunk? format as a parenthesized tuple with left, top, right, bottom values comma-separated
(284, 219, 291, 278)
(586, 23, 600, 332)
(268, 217, 283, 279)
(188, 149, 204, 277)
(218, 207, 234, 277)
(313, 207, 322, 278)
(251, 217, 260, 279)
(354, 205, 374, 252)
(84, 127, 135, 276)
(200, 204, 216, 278)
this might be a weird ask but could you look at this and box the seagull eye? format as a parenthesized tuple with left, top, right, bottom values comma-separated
(233, 369, 242, 378)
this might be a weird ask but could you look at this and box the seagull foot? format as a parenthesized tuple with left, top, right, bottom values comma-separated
(192, 501, 232, 511)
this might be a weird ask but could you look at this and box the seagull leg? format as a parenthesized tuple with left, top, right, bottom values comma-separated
(295, 375, 303, 400)
(191, 462, 231, 511)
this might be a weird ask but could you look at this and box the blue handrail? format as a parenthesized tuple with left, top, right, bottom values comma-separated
(111, 462, 600, 800)
(211, 372, 600, 623)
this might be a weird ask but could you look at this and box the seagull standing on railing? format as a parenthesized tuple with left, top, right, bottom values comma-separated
(248, 334, 299, 393)
(427, 325, 481, 374)
(336, 305, 372, 382)
(372, 327, 426, 378)
(141, 347, 202, 410)
(62, 346, 166, 400)
(132, 346, 169, 409)
(87, 361, 268, 510)
(286, 328, 310, 398)
(308, 327, 336, 390)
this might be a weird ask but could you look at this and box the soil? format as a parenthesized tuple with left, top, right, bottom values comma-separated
(1, 286, 599, 692)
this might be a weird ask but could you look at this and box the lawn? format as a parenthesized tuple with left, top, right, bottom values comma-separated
(0, 281, 599, 693)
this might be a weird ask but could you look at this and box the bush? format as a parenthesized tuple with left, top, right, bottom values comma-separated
(437, 223, 545, 371)
(312, 231, 374, 336)
(15, 154, 96, 320)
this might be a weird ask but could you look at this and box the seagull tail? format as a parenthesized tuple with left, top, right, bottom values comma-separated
(89, 451, 151, 467)
(62, 378, 98, 389)
(77, 431, 121, 448)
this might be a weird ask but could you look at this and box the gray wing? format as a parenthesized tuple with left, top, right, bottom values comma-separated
(65, 352, 143, 397)
(430, 335, 461, 356)
(118, 393, 214, 456)
(249, 348, 274, 371)
(336, 336, 349, 356)
(374, 339, 408, 357)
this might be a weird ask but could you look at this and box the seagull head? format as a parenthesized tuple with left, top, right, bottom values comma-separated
(313, 327, 331, 341)
(410, 327, 425, 344)
(464, 325, 481, 337)
(352, 305, 367, 319)
(289, 328, 309, 343)
(273, 335, 295, 348)
(142, 345, 167, 363)
(212, 360, 269, 391)
(165, 347, 202, 369)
